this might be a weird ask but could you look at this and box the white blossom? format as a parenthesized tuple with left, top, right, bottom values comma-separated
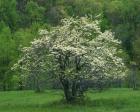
(13, 17, 127, 82)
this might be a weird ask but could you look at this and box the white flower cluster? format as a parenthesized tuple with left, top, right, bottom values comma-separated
(13, 17, 127, 81)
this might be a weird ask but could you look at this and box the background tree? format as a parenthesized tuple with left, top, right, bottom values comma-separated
(0, 22, 16, 90)
(25, 1, 45, 25)
(0, 0, 19, 31)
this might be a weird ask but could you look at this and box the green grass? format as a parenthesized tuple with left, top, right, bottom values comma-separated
(0, 88, 140, 112)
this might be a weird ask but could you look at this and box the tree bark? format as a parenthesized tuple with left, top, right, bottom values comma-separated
(34, 74, 42, 92)
(3, 82, 6, 91)
(72, 80, 77, 98)
(130, 63, 137, 90)
(60, 78, 78, 102)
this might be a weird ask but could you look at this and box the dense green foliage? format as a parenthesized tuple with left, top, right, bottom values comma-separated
(0, 0, 140, 90)
(0, 88, 140, 112)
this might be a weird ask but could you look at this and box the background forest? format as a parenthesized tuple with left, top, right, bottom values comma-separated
(0, 0, 140, 91)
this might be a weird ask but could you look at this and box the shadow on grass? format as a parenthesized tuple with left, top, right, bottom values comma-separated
(45, 97, 129, 109)
(0, 96, 129, 110)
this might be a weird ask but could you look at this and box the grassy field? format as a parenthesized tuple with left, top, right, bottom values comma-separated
(0, 88, 140, 112)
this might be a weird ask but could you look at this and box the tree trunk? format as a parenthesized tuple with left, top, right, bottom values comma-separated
(72, 81, 77, 98)
(34, 74, 42, 92)
(18, 81, 24, 90)
(60, 78, 78, 102)
(130, 63, 137, 90)
(3, 82, 6, 91)
(62, 79, 72, 102)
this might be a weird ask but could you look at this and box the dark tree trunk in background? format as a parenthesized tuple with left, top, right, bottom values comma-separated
(34, 75, 42, 93)
(18, 81, 24, 90)
(130, 63, 137, 90)
(117, 79, 122, 88)
(3, 81, 6, 91)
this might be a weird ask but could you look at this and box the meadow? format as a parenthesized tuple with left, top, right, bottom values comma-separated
(0, 88, 139, 112)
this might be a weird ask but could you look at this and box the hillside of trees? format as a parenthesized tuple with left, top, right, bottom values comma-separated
(0, 0, 140, 91)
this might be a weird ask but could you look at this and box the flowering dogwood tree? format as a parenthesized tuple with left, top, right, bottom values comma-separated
(13, 17, 127, 102)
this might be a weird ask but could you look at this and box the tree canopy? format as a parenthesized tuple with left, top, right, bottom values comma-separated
(13, 17, 127, 102)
